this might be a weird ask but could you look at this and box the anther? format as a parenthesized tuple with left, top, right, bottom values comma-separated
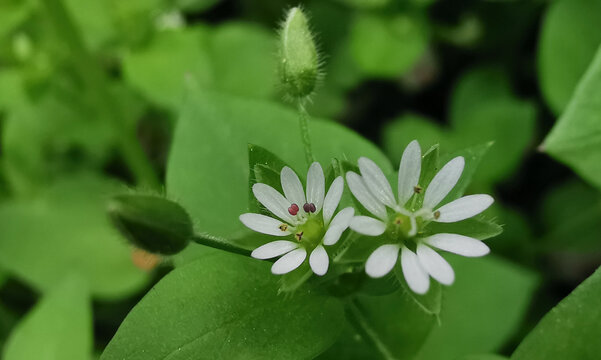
(288, 203, 299, 216)
(303, 203, 316, 213)
(279, 224, 288, 232)
(414, 185, 423, 194)
(433, 211, 441, 219)
(295, 232, 304, 241)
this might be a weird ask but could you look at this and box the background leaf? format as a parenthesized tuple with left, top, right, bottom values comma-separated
(3, 275, 92, 360)
(101, 252, 345, 360)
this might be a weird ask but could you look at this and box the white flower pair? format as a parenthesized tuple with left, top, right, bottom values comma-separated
(240, 140, 494, 294)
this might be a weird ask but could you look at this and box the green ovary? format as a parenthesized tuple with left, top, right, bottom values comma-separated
(294, 216, 325, 249)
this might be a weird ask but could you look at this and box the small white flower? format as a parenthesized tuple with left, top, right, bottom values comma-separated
(240, 162, 354, 276)
(346, 140, 493, 294)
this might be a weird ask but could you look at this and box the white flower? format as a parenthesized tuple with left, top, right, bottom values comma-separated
(240, 162, 354, 276)
(346, 140, 494, 294)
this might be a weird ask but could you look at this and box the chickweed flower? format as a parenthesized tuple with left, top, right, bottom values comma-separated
(240, 163, 354, 276)
(346, 140, 494, 294)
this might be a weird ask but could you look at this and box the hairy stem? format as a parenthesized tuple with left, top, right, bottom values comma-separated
(297, 102, 315, 166)
(191, 234, 252, 257)
(42, 0, 160, 190)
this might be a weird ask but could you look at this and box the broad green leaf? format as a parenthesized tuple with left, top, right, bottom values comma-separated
(394, 266, 442, 316)
(537, 0, 601, 114)
(0, 0, 34, 38)
(350, 12, 428, 78)
(459, 356, 508, 360)
(64, 0, 116, 50)
(3, 275, 92, 360)
(450, 99, 536, 186)
(166, 90, 392, 248)
(123, 26, 212, 109)
(540, 180, 601, 252)
(414, 256, 538, 360)
(511, 266, 601, 360)
(542, 45, 601, 190)
(208, 22, 277, 98)
(320, 293, 435, 360)
(0, 175, 148, 298)
(449, 66, 512, 123)
(101, 253, 345, 359)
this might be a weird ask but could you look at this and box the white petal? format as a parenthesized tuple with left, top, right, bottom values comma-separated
(323, 177, 344, 225)
(306, 162, 325, 212)
(365, 244, 400, 278)
(398, 140, 422, 207)
(309, 245, 329, 276)
(323, 207, 354, 245)
(251, 240, 299, 259)
(400, 246, 430, 294)
(280, 166, 305, 206)
(349, 216, 386, 236)
(423, 233, 490, 257)
(358, 157, 396, 208)
(423, 156, 465, 209)
(252, 183, 295, 223)
(416, 244, 455, 285)
(271, 248, 307, 274)
(435, 194, 494, 223)
(346, 172, 387, 220)
(240, 213, 291, 236)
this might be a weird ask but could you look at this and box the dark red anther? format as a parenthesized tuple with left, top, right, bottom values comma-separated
(303, 203, 317, 213)
(288, 203, 299, 216)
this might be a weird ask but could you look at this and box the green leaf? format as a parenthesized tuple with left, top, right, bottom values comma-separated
(3, 275, 92, 360)
(209, 22, 277, 98)
(458, 355, 508, 360)
(511, 266, 601, 360)
(414, 256, 538, 360)
(542, 45, 601, 190)
(394, 265, 442, 316)
(0, 175, 148, 299)
(0, 0, 34, 38)
(449, 66, 512, 122)
(450, 99, 537, 186)
(169, 0, 221, 12)
(537, 0, 601, 114)
(540, 180, 601, 252)
(101, 253, 345, 359)
(166, 90, 392, 248)
(123, 26, 212, 109)
(350, 12, 428, 78)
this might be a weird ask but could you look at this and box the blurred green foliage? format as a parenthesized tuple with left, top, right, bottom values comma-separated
(0, 0, 600, 359)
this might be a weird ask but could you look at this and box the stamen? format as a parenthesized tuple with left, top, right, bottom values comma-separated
(433, 210, 441, 219)
(288, 203, 299, 216)
(279, 224, 288, 232)
(303, 203, 316, 213)
(295, 232, 303, 241)
(414, 185, 423, 194)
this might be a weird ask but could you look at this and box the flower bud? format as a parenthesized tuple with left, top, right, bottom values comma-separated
(279, 7, 320, 99)
(108, 194, 192, 255)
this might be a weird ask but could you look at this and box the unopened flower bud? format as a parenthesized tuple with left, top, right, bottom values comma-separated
(279, 7, 320, 100)
(108, 194, 192, 255)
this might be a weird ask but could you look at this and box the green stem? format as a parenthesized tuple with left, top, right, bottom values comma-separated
(41, 0, 160, 190)
(191, 234, 252, 257)
(346, 299, 398, 360)
(297, 102, 315, 166)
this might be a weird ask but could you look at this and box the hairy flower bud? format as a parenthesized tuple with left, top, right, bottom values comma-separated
(279, 7, 320, 100)
(108, 194, 192, 255)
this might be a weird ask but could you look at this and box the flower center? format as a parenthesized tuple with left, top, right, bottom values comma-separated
(294, 215, 324, 249)
(387, 212, 415, 242)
